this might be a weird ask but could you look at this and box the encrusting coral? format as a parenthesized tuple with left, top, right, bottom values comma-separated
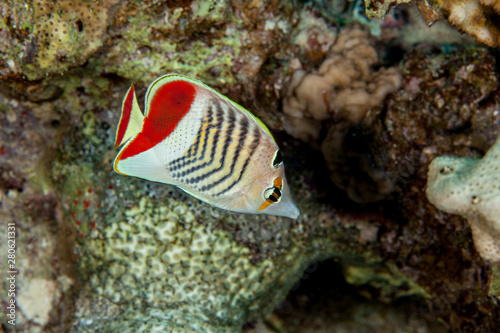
(0, 0, 119, 80)
(426, 135, 500, 263)
(32, 0, 116, 73)
(363, 0, 500, 47)
(283, 24, 402, 202)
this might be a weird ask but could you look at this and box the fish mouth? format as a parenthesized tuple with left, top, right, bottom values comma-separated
(288, 204, 300, 219)
(280, 198, 300, 219)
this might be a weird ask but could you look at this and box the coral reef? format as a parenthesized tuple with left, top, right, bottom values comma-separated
(1, 0, 500, 332)
(356, 46, 500, 329)
(426, 135, 500, 262)
(51, 108, 386, 332)
(283, 24, 402, 202)
(363, 0, 500, 47)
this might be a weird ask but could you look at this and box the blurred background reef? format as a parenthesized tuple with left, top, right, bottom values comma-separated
(1, 0, 500, 332)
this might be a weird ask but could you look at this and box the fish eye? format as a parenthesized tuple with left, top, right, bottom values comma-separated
(264, 187, 275, 200)
(272, 149, 283, 168)
(263, 186, 282, 203)
(258, 178, 284, 211)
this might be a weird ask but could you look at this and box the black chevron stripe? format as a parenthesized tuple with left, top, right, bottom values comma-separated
(186, 102, 237, 185)
(169, 105, 213, 170)
(169, 101, 225, 172)
(214, 126, 261, 196)
(200, 116, 249, 192)
(180, 105, 223, 177)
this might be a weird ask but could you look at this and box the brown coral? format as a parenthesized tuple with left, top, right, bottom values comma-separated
(283, 25, 402, 203)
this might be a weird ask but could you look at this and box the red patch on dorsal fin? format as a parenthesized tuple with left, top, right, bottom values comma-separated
(147, 80, 196, 123)
(118, 80, 196, 161)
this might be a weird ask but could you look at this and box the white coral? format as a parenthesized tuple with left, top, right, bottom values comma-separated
(426, 136, 500, 262)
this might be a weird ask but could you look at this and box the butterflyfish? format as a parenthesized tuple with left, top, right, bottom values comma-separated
(113, 74, 300, 219)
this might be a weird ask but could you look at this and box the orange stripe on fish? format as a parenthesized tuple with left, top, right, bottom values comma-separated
(258, 177, 283, 211)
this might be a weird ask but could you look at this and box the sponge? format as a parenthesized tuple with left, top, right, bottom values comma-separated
(426, 136, 500, 262)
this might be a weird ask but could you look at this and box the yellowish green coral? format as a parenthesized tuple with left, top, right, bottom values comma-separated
(74, 195, 312, 331)
(21, 0, 119, 79)
(490, 265, 500, 297)
(101, 3, 242, 87)
(343, 262, 428, 301)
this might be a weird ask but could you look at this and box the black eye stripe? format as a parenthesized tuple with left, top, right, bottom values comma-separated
(267, 188, 281, 202)
(268, 195, 278, 202)
(272, 150, 283, 167)
(263, 176, 283, 204)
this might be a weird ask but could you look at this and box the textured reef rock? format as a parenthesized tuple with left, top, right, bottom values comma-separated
(355, 47, 500, 330)
(283, 24, 402, 144)
(283, 24, 402, 203)
(363, 0, 500, 47)
(0, 95, 79, 329)
(427, 135, 500, 263)
(1, 0, 500, 333)
(0, 0, 296, 100)
(0, 0, 119, 80)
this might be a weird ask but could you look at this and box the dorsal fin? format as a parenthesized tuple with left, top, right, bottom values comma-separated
(114, 77, 198, 174)
(144, 74, 197, 120)
(114, 84, 144, 148)
(145, 74, 276, 141)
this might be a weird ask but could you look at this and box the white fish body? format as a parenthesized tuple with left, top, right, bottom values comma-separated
(113, 74, 300, 219)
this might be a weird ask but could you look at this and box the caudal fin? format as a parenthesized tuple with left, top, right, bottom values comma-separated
(114, 85, 144, 148)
